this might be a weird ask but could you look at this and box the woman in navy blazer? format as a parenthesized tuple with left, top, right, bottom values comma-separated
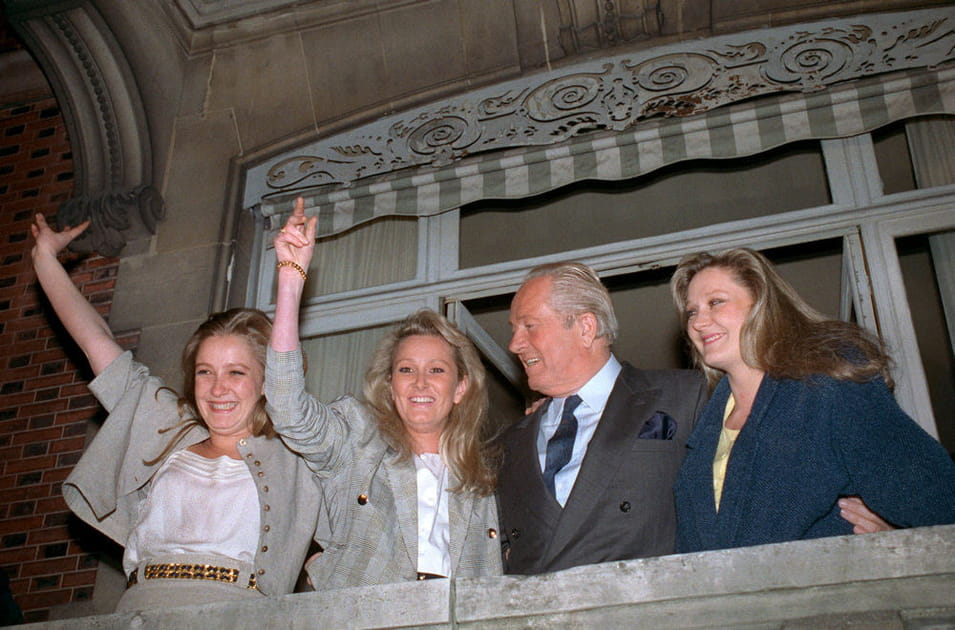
(669, 248, 955, 552)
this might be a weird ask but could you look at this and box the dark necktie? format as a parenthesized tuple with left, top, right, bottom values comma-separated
(543, 394, 582, 499)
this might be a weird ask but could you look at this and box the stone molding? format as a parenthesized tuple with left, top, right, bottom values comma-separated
(21, 524, 955, 628)
(160, 0, 664, 55)
(157, 0, 407, 54)
(252, 7, 955, 201)
(556, 0, 663, 54)
(5, 0, 162, 256)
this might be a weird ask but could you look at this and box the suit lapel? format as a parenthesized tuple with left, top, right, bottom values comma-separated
(519, 401, 548, 488)
(545, 366, 658, 563)
(448, 476, 472, 576)
(383, 450, 419, 572)
(712, 375, 774, 546)
(684, 380, 726, 548)
(513, 401, 564, 528)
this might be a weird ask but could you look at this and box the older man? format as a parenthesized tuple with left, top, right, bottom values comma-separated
(497, 261, 708, 574)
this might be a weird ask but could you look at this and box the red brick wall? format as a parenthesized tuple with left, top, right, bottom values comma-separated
(0, 99, 133, 623)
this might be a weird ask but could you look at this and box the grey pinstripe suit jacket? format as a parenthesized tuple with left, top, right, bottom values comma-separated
(498, 362, 708, 574)
(265, 347, 502, 590)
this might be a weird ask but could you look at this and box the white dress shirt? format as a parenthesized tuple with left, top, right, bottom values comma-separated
(536, 354, 622, 507)
(414, 452, 450, 577)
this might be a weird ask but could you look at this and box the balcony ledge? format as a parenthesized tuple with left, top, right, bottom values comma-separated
(27, 524, 955, 629)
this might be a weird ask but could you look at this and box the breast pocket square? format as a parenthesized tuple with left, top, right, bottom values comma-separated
(638, 411, 677, 440)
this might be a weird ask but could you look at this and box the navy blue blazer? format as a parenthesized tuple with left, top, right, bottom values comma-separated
(675, 374, 955, 553)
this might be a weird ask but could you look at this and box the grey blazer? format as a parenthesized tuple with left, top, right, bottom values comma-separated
(497, 362, 707, 574)
(265, 347, 502, 589)
(61, 351, 322, 597)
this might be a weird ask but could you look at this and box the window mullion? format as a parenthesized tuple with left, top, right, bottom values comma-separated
(821, 136, 883, 206)
(841, 231, 878, 332)
(858, 219, 938, 437)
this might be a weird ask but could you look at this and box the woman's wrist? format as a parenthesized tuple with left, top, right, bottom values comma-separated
(277, 260, 308, 282)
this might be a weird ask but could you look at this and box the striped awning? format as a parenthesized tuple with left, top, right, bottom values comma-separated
(262, 65, 955, 235)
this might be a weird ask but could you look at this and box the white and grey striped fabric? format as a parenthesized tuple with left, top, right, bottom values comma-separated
(262, 65, 955, 237)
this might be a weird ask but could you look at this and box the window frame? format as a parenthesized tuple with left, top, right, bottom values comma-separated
(248, 132, 955, 439)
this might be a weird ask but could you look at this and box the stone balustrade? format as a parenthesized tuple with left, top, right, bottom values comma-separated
(26, 524, 955, 628)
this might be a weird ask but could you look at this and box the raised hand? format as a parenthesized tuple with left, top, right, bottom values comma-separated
(31, 213, 90, 261)
(30, 212, 120, 375)
(271, 198, 318, 352)
(274, 197, 317, 279)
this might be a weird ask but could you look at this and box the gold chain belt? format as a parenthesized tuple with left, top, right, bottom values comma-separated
(127, 563, 258, 590)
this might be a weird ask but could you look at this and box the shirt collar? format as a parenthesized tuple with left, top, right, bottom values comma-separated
(577, 353, 621, 412)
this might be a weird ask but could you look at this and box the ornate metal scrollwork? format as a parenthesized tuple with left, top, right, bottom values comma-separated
(763, 26, 874, 86)
(526, 75, 604, 121)
(405, 115, 480, 165)
(252, 9, 955, 201)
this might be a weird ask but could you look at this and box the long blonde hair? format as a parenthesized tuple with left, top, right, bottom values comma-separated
(670, 248, 892, 389)
(364, 310, 496, 496)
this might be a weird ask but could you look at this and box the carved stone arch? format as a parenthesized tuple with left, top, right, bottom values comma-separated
(6, 0, 163, 256)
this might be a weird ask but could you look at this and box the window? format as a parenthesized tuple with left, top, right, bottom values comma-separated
(460, 141, 830, 268)
(248, 104, 955, 453)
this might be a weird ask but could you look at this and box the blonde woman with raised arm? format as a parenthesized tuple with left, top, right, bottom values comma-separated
(265, 199, 502, 588)
(32, 214, 321, 611)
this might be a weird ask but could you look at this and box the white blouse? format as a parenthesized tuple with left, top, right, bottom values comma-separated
(414, 452, 450, 577)
(124, 449, 260, 575)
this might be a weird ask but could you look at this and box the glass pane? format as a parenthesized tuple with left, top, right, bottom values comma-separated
(301, 324, 390, 402)
(459, 141, 830, 268)
(896, 232, 955, 454)
(873, 121, 916, 195)
(900, 115, 955, 194)
(484, 357, 525, 437)
(275, 217, 417, 303)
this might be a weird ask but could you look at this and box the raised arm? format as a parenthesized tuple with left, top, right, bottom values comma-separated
(31, 213, 122, 375)
(271, 197, 317, 352)
(265, 199, 360, 474)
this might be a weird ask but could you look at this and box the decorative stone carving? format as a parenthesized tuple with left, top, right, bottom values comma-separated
(57, 186, 165, 257)
(556, 0, 663, 54)
(250, 8, 955, 203)
(6, 0, 162, 256)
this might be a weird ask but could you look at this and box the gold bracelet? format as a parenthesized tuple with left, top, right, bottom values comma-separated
(277, 260, 308, 281)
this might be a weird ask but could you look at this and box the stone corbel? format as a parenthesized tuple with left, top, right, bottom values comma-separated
(5, 0, 163, 256)
(56, 185, 164, 256)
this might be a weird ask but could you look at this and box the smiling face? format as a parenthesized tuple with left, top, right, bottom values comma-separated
(193, 334, 264, 440)
(508, 276, 600, 398)
(684, 266, 755, 376)
(390, 334, 468, 446)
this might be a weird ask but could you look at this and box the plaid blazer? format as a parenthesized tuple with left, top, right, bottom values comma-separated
(265, 348, 502, 589)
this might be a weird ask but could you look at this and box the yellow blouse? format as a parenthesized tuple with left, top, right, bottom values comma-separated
(713, 393, 741, 511)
